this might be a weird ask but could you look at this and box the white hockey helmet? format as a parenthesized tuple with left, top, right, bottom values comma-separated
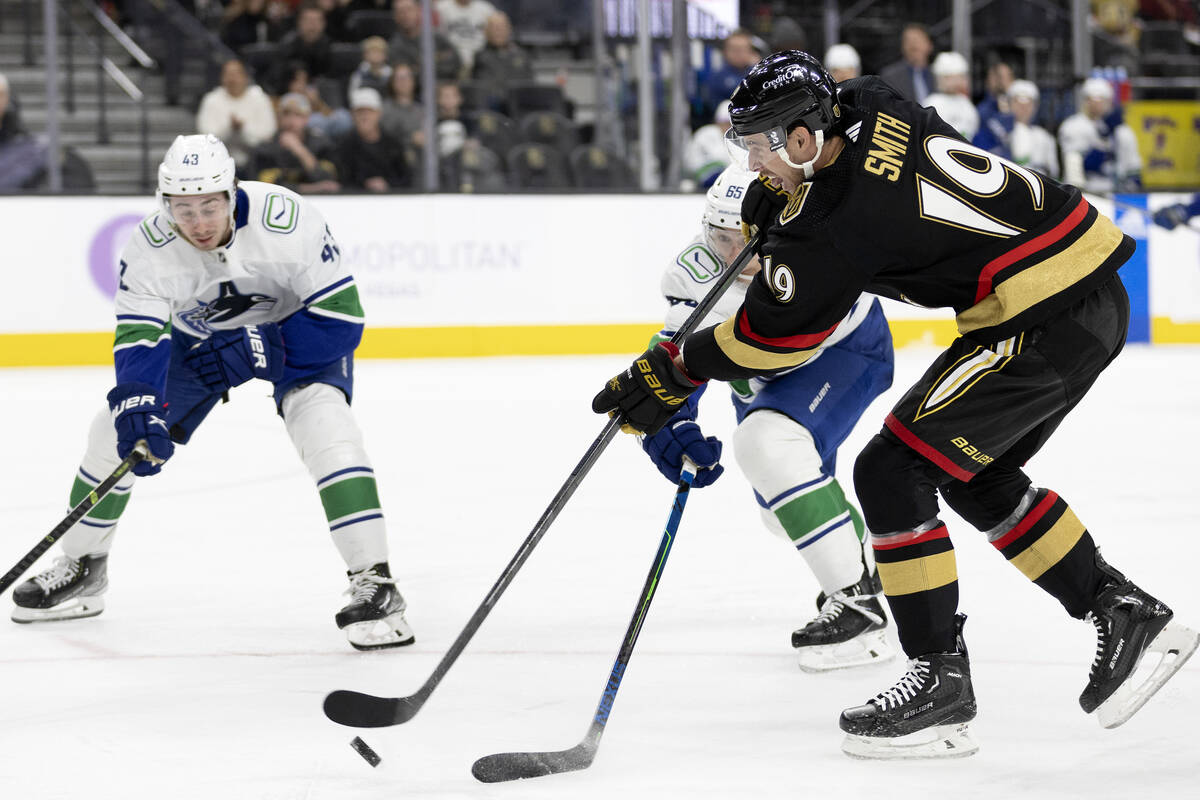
(156, 133, 237, 224)
(703, 164, 758, 231)
(1081, 76, 1115, 101)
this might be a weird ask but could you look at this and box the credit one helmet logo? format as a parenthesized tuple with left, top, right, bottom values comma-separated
(89, 214, 145, 297)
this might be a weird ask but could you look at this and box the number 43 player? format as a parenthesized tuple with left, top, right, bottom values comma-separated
(11, 134, 414, 651)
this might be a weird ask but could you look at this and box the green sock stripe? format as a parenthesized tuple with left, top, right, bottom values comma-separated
(70, 476, 131, 521)
(318, 476, 382, 522)
(848, 504, 866, 543)
(773, 481, 855, 544)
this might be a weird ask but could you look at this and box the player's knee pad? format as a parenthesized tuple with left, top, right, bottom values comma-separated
(853, 433, 944, 533)
(281, 383, 370, 479)
(732, 410, 823, 497)
(80, 406, 128, 480)
(940, 465, 1033, 532)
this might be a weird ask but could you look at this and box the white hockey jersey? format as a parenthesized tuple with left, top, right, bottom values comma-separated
(924, 92, 979, 141)
(113, 181, 364, 392)
(1058, 112, 1142, 193)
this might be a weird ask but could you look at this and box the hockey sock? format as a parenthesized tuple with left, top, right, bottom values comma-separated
(283, 383, 388, 573)
(758, 477, 868, 594)
(872, 522, 959, 656)
(61, 407, 138, 559)
(734, 410, 864, 593)
(986, 487, 1102, 619)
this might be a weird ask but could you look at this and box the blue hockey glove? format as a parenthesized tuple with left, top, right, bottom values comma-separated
(107, 382, 174, 477)
(641, 414, 724, 488)
(1153, 203, 1191, 231)
(1082, 147, 1112, 173)
(184, 323, 285, 392)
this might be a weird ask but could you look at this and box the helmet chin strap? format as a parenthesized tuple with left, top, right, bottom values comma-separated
(779, 130, 824, 180)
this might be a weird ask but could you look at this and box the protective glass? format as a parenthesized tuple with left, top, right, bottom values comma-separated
(724, 125, 789, 171)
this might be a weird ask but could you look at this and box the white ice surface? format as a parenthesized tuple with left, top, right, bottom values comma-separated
(1, 346, 1197, 799)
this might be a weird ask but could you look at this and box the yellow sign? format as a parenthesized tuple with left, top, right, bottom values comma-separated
(1125, 101, 1200, 189)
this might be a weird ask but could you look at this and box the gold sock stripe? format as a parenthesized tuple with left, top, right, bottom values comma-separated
(1007, 507, 1086, 580)
(877, 549, 958, 596)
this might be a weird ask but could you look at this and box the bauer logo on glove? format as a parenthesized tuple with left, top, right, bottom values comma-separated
(592, 342, 704, 435)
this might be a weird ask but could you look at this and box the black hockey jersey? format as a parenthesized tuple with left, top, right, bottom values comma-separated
(684, 76, 1134, 382)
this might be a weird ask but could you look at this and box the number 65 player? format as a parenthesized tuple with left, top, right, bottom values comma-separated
(593, 51, 1198, 758)
(11, 134, 414, 651)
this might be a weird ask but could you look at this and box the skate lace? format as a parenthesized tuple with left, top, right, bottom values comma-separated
(873, 659, 931, 710)
(1087, 611, 1109, 674)
(32, 556, 82, 593)
(345, 569, 395, 604)
(810, 593, 846, 626)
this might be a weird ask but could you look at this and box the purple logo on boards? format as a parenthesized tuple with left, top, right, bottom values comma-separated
(88, 214, 144, 297)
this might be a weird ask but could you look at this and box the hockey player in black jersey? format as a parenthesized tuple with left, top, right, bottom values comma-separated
(592, 50, 1198, 758)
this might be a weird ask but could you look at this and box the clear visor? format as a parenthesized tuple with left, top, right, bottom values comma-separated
(704, 222, 761, 277)
(724, 125, 789, 171)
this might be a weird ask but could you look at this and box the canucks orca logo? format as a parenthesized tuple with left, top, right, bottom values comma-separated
(179, 281, 278, 334)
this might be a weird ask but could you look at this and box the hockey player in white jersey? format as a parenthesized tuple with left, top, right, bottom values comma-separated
(640, 165, 896, 671)
(11, 134, 413, 650)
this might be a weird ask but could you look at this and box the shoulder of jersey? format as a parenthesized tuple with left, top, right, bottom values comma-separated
(240, 180, 307, 235)
(662, 238, 725, 301)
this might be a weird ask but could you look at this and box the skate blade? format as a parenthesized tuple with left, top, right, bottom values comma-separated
(345, 611, 415, 651)
(11, 595, 105, 624)
(798, 629, 896, 673)
(1095, 622, 1199, 729)
(842, 722, 979, 760)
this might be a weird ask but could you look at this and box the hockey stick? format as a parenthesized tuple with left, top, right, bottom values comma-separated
(323, 234, 761, 729)
(472, 459, 697, 783)
(0, 444, 147, 596)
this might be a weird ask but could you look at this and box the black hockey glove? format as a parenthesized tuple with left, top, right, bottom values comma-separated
(592, 342, 705, 435)
(740, 174, 789, 253)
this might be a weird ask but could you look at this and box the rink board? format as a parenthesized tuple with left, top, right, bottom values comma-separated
(0, 192, 1195, 366)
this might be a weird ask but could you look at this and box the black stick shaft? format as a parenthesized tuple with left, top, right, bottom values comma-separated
(0, 448, 145, 595)
(325, 236, 759, 728)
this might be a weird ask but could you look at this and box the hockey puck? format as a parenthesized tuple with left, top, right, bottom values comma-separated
(350, 736, 382, 768)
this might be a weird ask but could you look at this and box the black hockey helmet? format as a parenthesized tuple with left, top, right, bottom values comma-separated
(728, 50, 841, 137)
(724, 50, 842, 177)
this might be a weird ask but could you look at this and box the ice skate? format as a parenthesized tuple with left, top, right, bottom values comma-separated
(336, 562, 415, 651)
(793, 570, 893, 672)
(839, 614, 978, 759)
(1080, 552, 1199, 729)
(11, 554, 108, 623)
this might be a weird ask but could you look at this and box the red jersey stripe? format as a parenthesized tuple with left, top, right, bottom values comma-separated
(973, 197, 1091, 304)
(736, 309, 841, 350)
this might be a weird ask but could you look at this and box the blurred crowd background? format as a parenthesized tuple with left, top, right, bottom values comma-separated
(1, 0, 1198, 195)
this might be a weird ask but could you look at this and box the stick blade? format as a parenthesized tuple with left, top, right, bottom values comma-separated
(471, 744, 595, 783)
(323, 690, 419, 728)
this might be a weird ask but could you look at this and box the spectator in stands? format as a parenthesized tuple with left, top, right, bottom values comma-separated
(196, 58, 278, 170)
(282, 61, 354, 138)
(973, 80, 1059, 178)
(767, 16, 807, 52)
(472, 11, 533, 109)
(0, 72, 48, 190)
(220, 0, 292, 50)
(390, 0, 462, 81)
(338, 87, 413, 191)
(277, 3, 334, 83)
(348, 36, 393, 97)
(1058, 76, 1142, 193)
(683, 99, 732, 190)
(252, 92, 341, 193)
(824, 43, 861, 83)
(697, 29, 762, 124)
(313, 0, 354, 42)
(381, 62, 423, 146)
(976, 59, 1015, 129)
(924, 51, 978, 141)
(879, 23, 934, 103)
(436, 0, 496, 73)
